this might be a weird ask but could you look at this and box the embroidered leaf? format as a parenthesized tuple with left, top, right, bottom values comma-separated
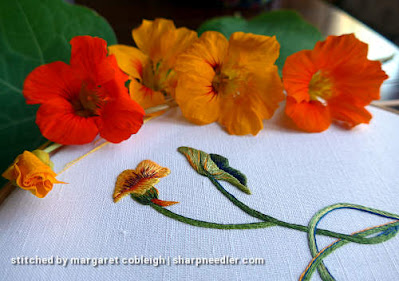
(114, 160, 170, 203)
(178, 146, 251, 194)
(210, 154, 247, 187)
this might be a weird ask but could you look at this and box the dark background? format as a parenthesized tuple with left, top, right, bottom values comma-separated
(75, 0, 399, 46)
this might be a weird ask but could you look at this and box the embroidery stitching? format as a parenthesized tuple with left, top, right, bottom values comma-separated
(114, 147, 399, 281)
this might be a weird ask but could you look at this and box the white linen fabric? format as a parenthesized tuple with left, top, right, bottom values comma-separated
(1, 106, 399, 281)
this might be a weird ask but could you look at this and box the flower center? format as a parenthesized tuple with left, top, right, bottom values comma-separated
(211, 65, 229, 94)
(141, 60, 171, 93)
(308, 71, 333, 104)
(73, 83, 108, 117)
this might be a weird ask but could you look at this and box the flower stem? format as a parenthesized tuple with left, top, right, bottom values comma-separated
(37, 140, 52, 150)
(144, 99, 178, 116)
(149, 202, 276, 230)
(206, 174, 391, 244)
(43, 143, 63, 154)
(145, 104, 170, 115)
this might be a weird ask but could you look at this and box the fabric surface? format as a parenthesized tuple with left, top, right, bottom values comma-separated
(1, 106, 399, 281)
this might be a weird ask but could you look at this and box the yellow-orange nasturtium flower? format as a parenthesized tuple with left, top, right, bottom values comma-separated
(113, 160, 178, 206)
(109, 18, 197, 111)
(174, 31, 285, 135)
(2, 150, 65, 198)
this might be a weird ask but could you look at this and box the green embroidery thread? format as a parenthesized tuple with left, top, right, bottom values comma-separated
(114, 146, 399, 281)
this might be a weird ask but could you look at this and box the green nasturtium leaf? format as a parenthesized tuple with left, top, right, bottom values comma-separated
(0, 0, 117, 185)
(178, 146, 251, 194)
(197, 10, 324, 75)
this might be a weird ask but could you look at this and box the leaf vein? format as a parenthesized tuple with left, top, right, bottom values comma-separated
(15, 0, 45, 64)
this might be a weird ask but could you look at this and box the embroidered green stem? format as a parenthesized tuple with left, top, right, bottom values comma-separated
(300, 220, 399, 281)
(206, 173, 394, 244)
(149, 202, 276, 229)
(305, 203, 399, 281)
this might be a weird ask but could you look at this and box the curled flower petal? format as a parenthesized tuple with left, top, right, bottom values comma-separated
(113, 160, 171, 203)
(2, 151, 65, 198)
(151, 198, 179, 207)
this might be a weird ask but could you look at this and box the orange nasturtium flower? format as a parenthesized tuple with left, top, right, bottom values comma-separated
(2, 150, 65, 198)
(283, 34, 388, 132)
(113, 160, 178, 206)
(23, 36, 145, 145)
(109, 18, 197, 111)
(174, 31, 284, 135)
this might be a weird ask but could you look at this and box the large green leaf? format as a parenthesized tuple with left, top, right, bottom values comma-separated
(0, 0, 117, 184)
(197, 10, 324, 74)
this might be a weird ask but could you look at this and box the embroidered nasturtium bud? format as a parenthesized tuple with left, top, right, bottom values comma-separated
(178, 146, 251, 194)
(2, 150, 64, 198)
(113, 160, 178, 206)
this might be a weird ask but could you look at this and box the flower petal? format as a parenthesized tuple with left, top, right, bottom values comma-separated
(175, 73, 220, 125)
(226, 32, 280, 71)
(312, 34, 368, 70)
(312, 34, 388, 105)
(36, 99, 99, 144)
(2, 151, 64, 198)
(133, 19, 176, 61)
(176, 31, 228, 73)
(113, 170, 159, 202)
(23, 61, 80, 104)
(70, 35, 107, 68)
(108, 44, 148, 79)
(129, 79, 166, 109)
(328, 94, 372, 127)
(282, 49, 317, 103)
(97, 96, 144, 143)
(247, 68, 285, 120)
(285, 96, 331, 132)
(151, 198, 179, 207)
(135, 160, 171, 179)
(133, 18, 197, 66)
(218, 98, 264, 135)
(70, 36, 115, 84)
(161, 26, 198, 69)
(113, 160, 170, 202)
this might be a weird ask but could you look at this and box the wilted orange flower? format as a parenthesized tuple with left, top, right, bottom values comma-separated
(113, 160, 178, 206)
(109, 18, 197, 111)
(23, 36, 145, 145)
(283, 34, 388, 132)
(2, 150, 65, 198)
(174, 31, 284, 135)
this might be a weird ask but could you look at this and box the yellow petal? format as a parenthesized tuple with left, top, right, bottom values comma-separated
(136, 160, 170, 179)
(113, 160, 170, 203)
(2, 151, 64, 198)
(226, 32, 280, 72)
(133, 18, 176, 63)
(129, 79, 166, 109)
(175, 73, 220, 125)
(108, 45, 148, 79)
(218, 98, 264, 135)
(176, 31, 228, 73)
